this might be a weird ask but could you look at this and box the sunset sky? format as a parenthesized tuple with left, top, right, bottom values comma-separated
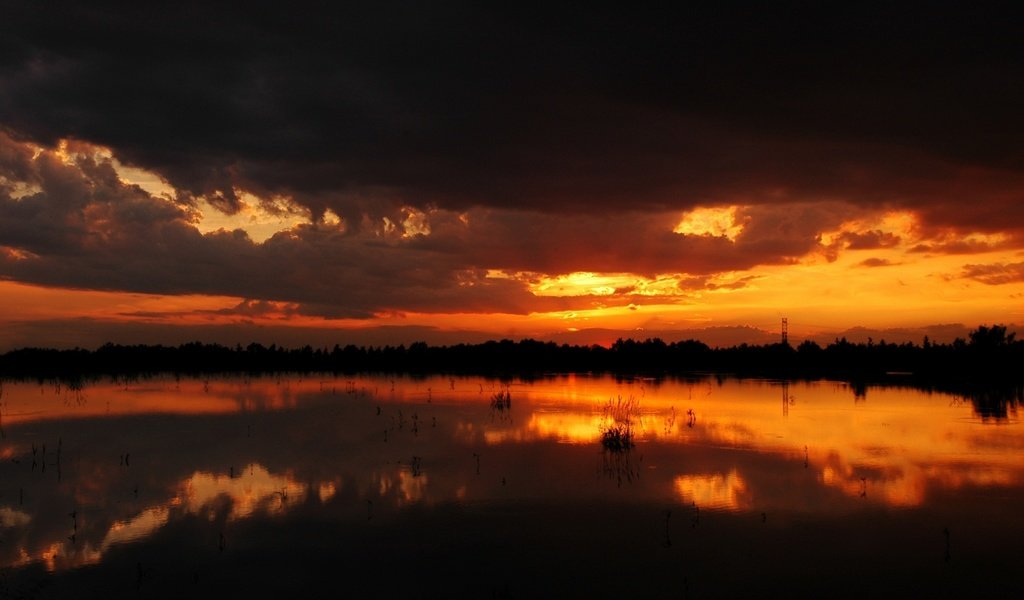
(1, 2, 1023, 350)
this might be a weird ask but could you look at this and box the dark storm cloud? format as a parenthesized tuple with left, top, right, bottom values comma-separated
(4, 1, 1024, 327)
(2, 1, 1024, 227)
(0, 136, 709, 317)
(0, 133, 864, 316)
(857, 257, 898, 268)
(0, 318, 504, 350)
(806, 324, 980, 346)
(674, 274, 761, 291)
(908, 237, 1014, 255)
(0, 133, 551, 317)
(960, 262, 1024, 285)
(838, 230, 901, 251)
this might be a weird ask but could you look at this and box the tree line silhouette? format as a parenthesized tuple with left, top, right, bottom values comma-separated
(0, 324, 1018, 383)
(1, 325, 1019, 418)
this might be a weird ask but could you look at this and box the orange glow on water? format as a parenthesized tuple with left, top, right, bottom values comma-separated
(451, 376, 1024, 509)
(181, 464, 306, 520)
(674, 470, 751, 510)
(8, 462, 307, 571)
(0, 378, 312, 425)
(2, 374, 1023, 573)
(484, 412, 605, 444)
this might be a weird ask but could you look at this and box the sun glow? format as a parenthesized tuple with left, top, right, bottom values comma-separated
(527, 272, 688, 298)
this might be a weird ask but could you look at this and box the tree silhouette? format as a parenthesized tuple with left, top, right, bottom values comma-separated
(969, 324, 1015, 349)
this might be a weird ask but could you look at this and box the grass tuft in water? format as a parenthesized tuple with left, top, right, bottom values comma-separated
(600, 395, 638, 451)
(490, 388, 512, 411)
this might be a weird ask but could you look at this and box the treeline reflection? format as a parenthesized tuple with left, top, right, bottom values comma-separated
(948, 383, 1023, 421)
(1, 325, 1020, 420)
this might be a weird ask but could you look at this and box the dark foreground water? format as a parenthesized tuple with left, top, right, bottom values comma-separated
(0, 374, 1021, 598)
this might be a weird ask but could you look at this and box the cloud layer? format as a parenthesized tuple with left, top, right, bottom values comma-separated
(2, 131, 1022, 322)
(1, 3, 1023, 229)
(2, 3, 1024, 344)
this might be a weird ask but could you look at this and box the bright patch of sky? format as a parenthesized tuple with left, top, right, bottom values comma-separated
(113, 160, 311, 243)
(674, 206, 745, 240)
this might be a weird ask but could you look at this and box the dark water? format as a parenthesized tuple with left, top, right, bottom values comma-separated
(0, 375, 1021, 598)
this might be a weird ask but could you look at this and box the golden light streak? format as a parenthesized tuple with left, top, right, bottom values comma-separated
(483, 412, 605, 444)
(526, 272, 687, 298)
(0, 246, 36, 261)
(532, 272, 619, 296)
(0, 281, 244, 323)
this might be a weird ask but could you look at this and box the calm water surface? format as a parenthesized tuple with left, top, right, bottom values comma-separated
(0, 375, 1021, 598)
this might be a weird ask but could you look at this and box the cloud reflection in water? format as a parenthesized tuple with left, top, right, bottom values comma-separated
(0, 373, 1022, 582)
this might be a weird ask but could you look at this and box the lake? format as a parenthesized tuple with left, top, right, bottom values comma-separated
(0, 374, 1021, 598)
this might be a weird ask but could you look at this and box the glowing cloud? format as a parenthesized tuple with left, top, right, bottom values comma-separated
(674, 206, 745, 241)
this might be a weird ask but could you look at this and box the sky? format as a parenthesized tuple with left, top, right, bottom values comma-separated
(1, 1, 1023, 350)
